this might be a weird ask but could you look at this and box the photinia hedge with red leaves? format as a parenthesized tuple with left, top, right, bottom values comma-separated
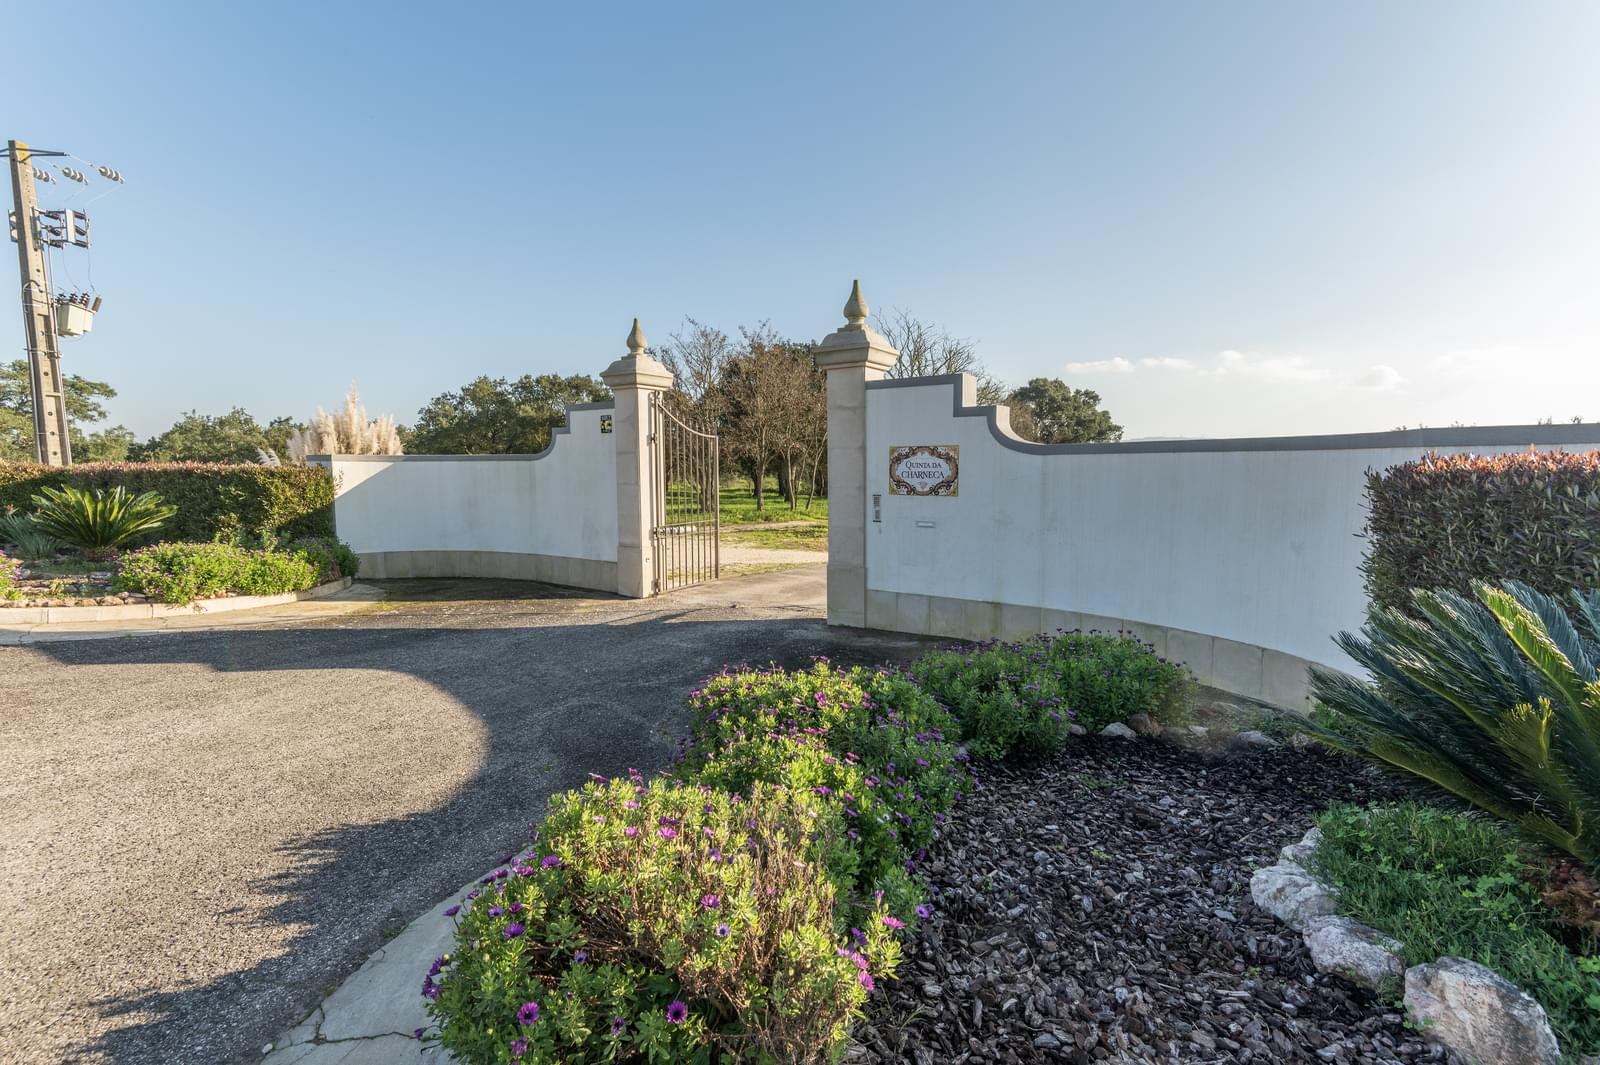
(1362, 449, 1600, 612)
(0, 461, 334, 544)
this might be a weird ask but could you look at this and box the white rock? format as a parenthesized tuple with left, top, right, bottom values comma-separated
(1404, 956, 1561, 1065)
(1279, 825, 1323, 866)
(1249, 862, 1338, 931)
(1068, 724, 1087, 737)
(1235, 729, 1280, 748)
(1100, 722, 1137, 739)
(1303, 916, 1404, 992)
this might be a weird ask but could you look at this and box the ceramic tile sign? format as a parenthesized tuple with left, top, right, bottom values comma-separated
(600, 415, 613, 434)
(889, 444, 960, 497)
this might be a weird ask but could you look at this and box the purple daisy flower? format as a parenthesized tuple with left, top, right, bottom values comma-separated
(665, 1000, 688, 1024)
(701, 894, 719, 910)
(443, 905, 460, 917)
(488, 906, 505, 917)
(625, 826, 639, 838)
(915, 904, 932, 919)
(659, 826, 678, 840)
(517, 1000, 541, 1025)
(610, 1015, 626, 1036)
(882, 915, 904, 930)
(540, 855, 562, 870)
(502, 923, 525, 939)
(509, 1036, 528, 1058)
(574, 950, 588, 963)
(857, 970, 875, 991)
(715, 922, 731, 938)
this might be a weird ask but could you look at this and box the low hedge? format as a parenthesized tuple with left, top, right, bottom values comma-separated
(1362, 450, 1600, 613)
(0, 461, 335, 544)
(115, 538, 353, 604)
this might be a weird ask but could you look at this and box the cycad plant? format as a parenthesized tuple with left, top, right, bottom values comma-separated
(0, 508, 62, 561)
(29, 485, 178, 561)
(1313, 581, 1600, 865)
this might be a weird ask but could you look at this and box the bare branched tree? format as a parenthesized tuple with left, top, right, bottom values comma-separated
(656, 317, 733, 430)
(874, 308, 1007, 404)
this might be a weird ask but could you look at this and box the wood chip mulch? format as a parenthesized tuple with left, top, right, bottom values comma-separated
(857, 736, 1461, 1065)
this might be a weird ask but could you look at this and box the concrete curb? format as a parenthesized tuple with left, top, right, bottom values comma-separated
(0, 576, 354, 625)
(262, 880, 471, 1064)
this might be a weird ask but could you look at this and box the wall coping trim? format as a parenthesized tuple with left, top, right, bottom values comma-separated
(866, 374, 1600, 455)
(310, 401, 616, 464)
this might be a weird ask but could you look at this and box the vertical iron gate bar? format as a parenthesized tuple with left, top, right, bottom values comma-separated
(648, 392, 721, 593)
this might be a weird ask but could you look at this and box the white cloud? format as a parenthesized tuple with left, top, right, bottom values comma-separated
(1063, 356, 1136, 374)
(1139, 356, 1195, 371)
(1202, 350, 1330, 382)
(1357, 364, 1406, 390)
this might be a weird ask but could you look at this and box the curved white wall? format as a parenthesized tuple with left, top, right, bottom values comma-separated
(863, 375, 1600, 707)
(317, 404, 618, 590)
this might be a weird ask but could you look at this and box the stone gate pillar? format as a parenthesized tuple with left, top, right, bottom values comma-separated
(814, 281, 899, 627)
(602, 319, 674, 598)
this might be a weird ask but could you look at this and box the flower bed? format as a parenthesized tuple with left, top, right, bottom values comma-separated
(115, 539, 356, 605)
(423, 638, 1204, 1063)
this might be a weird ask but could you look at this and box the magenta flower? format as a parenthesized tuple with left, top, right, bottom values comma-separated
(700, 894, 719, 910)
(625, 825, 639, 838)
(665, 1000, 688, 1024)
(659, 826, 678, 840)
(510, 1036, 528, 1058)
(858, 970, 875, 991)
(882, 915, 904, 930)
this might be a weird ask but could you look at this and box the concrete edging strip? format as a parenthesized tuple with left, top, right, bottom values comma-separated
(0, 577, 354, 627)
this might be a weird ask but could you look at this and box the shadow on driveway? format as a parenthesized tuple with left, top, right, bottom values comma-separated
(2, 582, 940, 1065)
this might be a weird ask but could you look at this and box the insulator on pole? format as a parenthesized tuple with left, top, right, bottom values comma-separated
(31, 167, 54, 183)
(93, 165, 125, 184)
(57, 166, 88, 185)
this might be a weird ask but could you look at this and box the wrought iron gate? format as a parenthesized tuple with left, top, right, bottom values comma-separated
(650, 393, 720, 593)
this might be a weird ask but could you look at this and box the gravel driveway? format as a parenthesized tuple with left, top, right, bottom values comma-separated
(0, 570, 934, 1065)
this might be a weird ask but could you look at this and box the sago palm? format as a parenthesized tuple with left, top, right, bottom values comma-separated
(28, 485, 178, 560)
(1313, 580, 1600, 866)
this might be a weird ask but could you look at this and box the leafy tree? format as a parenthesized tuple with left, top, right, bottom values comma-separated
(406, 374, 610, 454)
(1005, 377, 1123, 444)
(130, 408, 280, 464)
(0, 358, 132, 462)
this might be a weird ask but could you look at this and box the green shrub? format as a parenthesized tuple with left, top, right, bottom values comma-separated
(116, 542, 320, 604)
(910, 631, 1193, 758)
(282, 536, 360, 581)
(0, 550, 18, 600)
(0, 508, 62, 561)
(427, 777, 900, 1065)
(678, 661, 963, 913)
(0, 461, 334, 544)
(1312, 803, 1600, 1052)
(29, 485, 177, 559)
(1362, 450, 1600, 614)
(1312, 581, 1600, 866)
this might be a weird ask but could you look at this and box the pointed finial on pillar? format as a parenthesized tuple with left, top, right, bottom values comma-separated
(626, 318, 648, 356)
(842, 280, 868, 330)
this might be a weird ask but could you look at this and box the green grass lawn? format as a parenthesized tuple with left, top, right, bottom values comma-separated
(718, 477, 828, 526)
(722, 525, 829, 551)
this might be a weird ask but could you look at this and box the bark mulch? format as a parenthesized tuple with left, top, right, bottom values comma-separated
(857, 736, 1460, 1065)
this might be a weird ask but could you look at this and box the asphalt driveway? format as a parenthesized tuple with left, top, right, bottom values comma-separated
(0, 568, 937, 1065)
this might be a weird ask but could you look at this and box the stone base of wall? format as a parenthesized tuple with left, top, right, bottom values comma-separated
(358, 551, 618, 594)
(863, 587, 1321, 711)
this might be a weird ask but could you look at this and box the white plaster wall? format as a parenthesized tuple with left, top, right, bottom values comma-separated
(323, 405, 618, 563)
(865, 378, 1600, 672)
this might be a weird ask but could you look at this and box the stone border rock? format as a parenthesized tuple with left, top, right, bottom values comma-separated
(1251, 825, 1570, 1065)
(0, 577, 352, 625)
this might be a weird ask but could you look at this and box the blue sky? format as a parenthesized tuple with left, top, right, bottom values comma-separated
(17, 1, 1599, 440)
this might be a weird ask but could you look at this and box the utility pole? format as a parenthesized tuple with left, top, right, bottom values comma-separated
(8, 140, 70, 465)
